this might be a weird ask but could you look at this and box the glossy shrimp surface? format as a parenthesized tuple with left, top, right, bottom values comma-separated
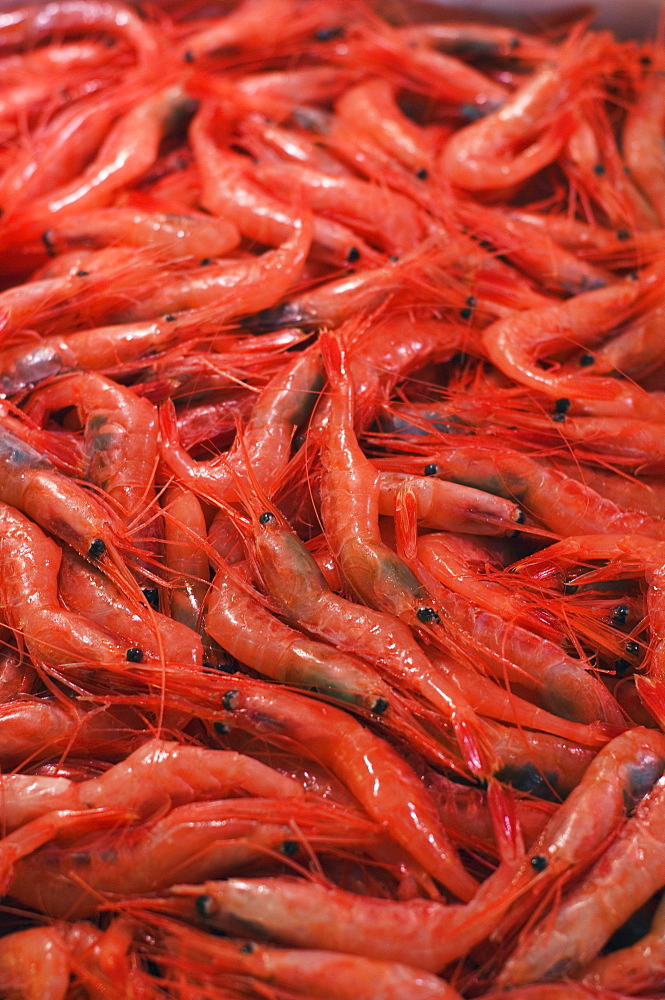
(1, 4, 665, 999)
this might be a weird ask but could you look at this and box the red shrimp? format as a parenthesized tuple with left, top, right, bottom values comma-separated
(206, 558, 394, 712)
(160, 345, 323, 507)
(440, 34, 599, 190)
(0, 434, 145, 604)
(253, 160, 427, 257)
(57, 550, 203, 667)
(0, 0, 161, 65)
(226, 482, 499, 776)
(385, 440, 665, 541)
(378, 471, 523, 535)
(26, 372, 158, 526)
(0, 82, 194, 248)
(209, 678, 480, 901)
(161, 484, 210, 635)
(497, 775, 665, 985)
(396, 22, 557, 64)
(482, 273, 665, 420)
(0, 737, 303, 831)
(191, 105, 378, 266)
(9, 797, 378, 918)
(455, 201, 610, 295)
(581, 890, 665, 992)
(41, 206, 240, 259)
(333, 78, 438, 176)
(623, 69, 665, 225)
(0, 219, 311, 393)
(349, 15, 508, 108)
(151, 915, 465, 1000)
(178, 0, 297, 59)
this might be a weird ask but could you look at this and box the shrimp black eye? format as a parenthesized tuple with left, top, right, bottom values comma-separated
(200, 257, 213, 266)
(240, 941, 257, 953)
(259, 511, 275, 524)
(466, 295, 477, 308)
(196, 894, 215, 919)
(530, 854, 548, 872)
(416, 167, 428, 180)
(76, 270, 89, 277)
(314, 25, 345, 41)
(424, 463, 439, 476)
(222, 689, 240, 711)
(625, 640, 640, 657)
(164, 314, 176, 322)
(612, 604, 630, 626)
(183, 49, 195, 62)
(554, 398, 571, 414)
(126, 647, 144, 662)
(417, 607, 441, 624)
(280, 840, 299, 856)
(616, 229, 630, 241)
(346, 246, 360, 263)
(214, 721, 229, 735)
(372, 697, 389, 715)
(41, 229, 56, 255)
(87, 538, 106, 560)
(579, 353, 595, 367)
(460, 307, 472, 320)
(593, 163, 606, 176)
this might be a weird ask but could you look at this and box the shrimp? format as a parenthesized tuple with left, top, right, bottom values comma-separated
(623, 69, 665, 225)
(41, 206, 240, 259)
(0, 219, 312, 393)
(396, 22, 557, 64)
(0, 738, 303, 831)
(160, 345, 323, 507)
(206, 558, 394, 712)
(149, 915, 465, 1000)
(581, 890, 665, 992)
(57, 550, 203, 667)
(0, 0, 161, 65)
(9, 797, 378, 918)
(227, 481, 500, 776)
(210, 678, 480, 901)
(25, 372, 159, 525)
(497, 775, 665, 985)
(378, 471, 524, 535)
(161, 485, 210, 634)
(177, 0, 297, 59)
(440, 35, 597, 190)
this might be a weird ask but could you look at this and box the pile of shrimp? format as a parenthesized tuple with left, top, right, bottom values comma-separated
(4, 0, 665, 996)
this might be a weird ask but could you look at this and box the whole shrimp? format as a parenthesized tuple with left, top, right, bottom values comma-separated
(623, 68, 665, 225)
(206, 677, 480, 901)
(9, 797, 378, 918)
(0, 737, 303, 830)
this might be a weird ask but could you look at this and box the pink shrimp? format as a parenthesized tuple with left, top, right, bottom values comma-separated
(177, 0, 297, 59)
(0, 737, 303, 831)
(0, 218, 311, 393)
(9, 797, 378, 918)
(41, 206, 240, 259)
(482, 272, 665, 420)
(26, 372, 159, 526)
(57, 550, 203, 667)
(160, 344, 323, 507)
(161, 484, 210, 635)
(206, 558, 394, 712)
(396, 22, 557, 64)
(378, 471, 524, 535)
(210, 678, 480, 901)
(497, 774, 665, 986)
(440, 35, 598, 190)
(0, 0, 161, 65)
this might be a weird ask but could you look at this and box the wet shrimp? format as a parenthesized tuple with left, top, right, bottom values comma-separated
(580, 890, 665, 992)
(161, 484, 210, 634)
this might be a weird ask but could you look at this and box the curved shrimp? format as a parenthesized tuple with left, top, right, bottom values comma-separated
(161, 484, 210, 635)
(0, 0, 161, 65)
(211, 678, 480, 901)
(440, 36, 599, 190)
(177, 0, 297, 59)
(25, 372, 159, 525)
(481, 274, 665, 419)
(497, 774, 665, 986)
(10, 796, 377, 918)
(160, 344, 323, 507)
